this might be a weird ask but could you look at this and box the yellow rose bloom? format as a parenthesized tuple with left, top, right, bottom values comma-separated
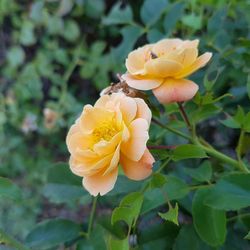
(66, 93, 154, 196)
(122, 38, 212, 104)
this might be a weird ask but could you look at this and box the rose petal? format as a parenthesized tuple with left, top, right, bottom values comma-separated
(152, 39, 183, 55)
(119, 96, 137, 124)
(134, 98, 152, 125)
(121, 118, 149, 161)
(95, 94, 111, 107)
(79, 106, 115, 134)
(69, 154, 113, 177)
(144, 58, 183, 78)
(153, 78, 199, 104)
(126, 44, 153, 75)
(120, 149, 154, 181)
(103, 144, 121, 175)
(122, 73, 163, 91)
(93, 132, 122, 155)
(166, 48, 198, 68)
(83, 168, 118, 196)
(175, 52, 212, 79)
(66, 130, 94, 155)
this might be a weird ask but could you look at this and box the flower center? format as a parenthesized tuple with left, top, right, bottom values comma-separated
(92, 120, 118, 143)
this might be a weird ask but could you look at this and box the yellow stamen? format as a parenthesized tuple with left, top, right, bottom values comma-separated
(92, 120, 119, 143)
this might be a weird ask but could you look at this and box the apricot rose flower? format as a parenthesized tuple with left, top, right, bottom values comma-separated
(66, 93, 154, 196)
(122, 38, 212, 104)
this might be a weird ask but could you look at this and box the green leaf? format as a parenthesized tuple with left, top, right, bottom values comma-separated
(30, 1, 44, 23)
(204, 66, 225, 91)
(204, 173, 250, 211)
(192, 104, 221, 123)
(247, 75, 250, 100)
(159, 203, 179, 226)
(47, 16, 64, 35)
(163, 2, 185, 35)
(76, 224, 106, 250)
(220, 106, 247, 129)
(62, 20, 80, 42)
(47, 162, 82, 186)
(244, 231, 250, 240)
(7, 46, 25, 67)
(182, 14, 202, 30)
(173, 225, 212, 250)
(150, 173, 167, 188)
(111, 25, 143, 61)
(45, 163, 88, 204)
(184, 161, 212, 183)
(234, 106, 245, 125)
(111, 192, 143, 226)
(220, 116, 241, 129)
(102, 3, 133, 25)
(25, 219, 81, 249)
(97, 215, 127, 240)
(243, 112, 250, 132)
(57, 0, 74, 16)
(140, 0, 168, 26)
(0, 228, 30, 250)
(108, 236, 129, 250)
(142, 176, 189, 214)
(0, 177, 22, 201)
(20, 21, 36, 46)
(42, 183, 89, 204)
(192, 188, 226, 247)
(172, 144, 207, 161)
(84, 0, 105, 19)
(138, 221, 179, 246)
(107, 176, 142, 196)
(147, 29, 165, 43)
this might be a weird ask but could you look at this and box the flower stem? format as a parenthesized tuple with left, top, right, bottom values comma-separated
(227, 212, 250, 222)
(87, 195, 98, 238)
(156, 157, 172, 173)
(152, 117, 191, 141)
(189, 183, 213, 190)
(236, 129, 249, 172)
(197, 139, 250, 173)
(177, 102, 192, 131)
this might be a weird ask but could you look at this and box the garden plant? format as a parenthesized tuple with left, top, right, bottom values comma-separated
(0, 0, 250, 249)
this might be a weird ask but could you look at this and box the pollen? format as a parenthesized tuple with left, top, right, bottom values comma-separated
(92, 120, 119, 143)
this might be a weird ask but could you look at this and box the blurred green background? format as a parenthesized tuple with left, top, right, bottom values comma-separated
(0, 0, 250, 249)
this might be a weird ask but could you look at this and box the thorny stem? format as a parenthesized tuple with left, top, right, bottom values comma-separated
(87, 195, 98, 238)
